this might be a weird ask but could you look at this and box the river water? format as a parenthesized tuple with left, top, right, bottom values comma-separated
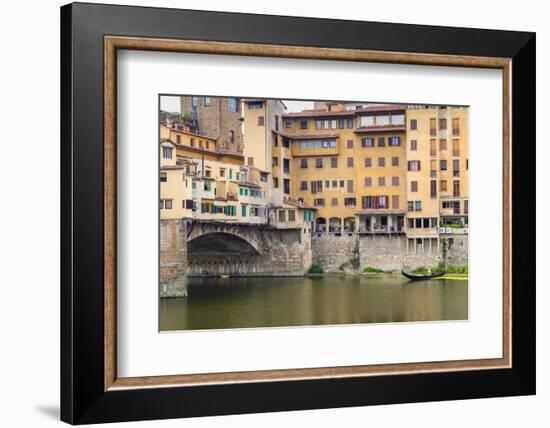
(160, 275, 468, 331)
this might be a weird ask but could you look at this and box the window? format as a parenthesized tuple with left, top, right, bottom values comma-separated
(411, 181, 418, 192)
(440, 160, 447, 171)
(361, 195, 388, 209)
(344, 198, 356, 206)
(360, 116, 374, 127)
(407, 201, 414, 212)
(283, 158, 290, 174)
(278, 210, 286, 223)
(347, 157, 354, 167)
(331, 119, 337, 129)
(430, 139, 437, 156)
(219, 168, 225, 178)
(311, 180, 323, 194)
(347, 180, 354, 192)
(164, 199, 173, 209)
(160, 172, 167, 182)
(430, 118, 436, 136)
(410, 140, 417, 151)
(391, 156, 399, 166)
(452, 118, 460, 135)
(392, 195, 399, 209)
(323, 120, 329, 129)
(430, 159, 437, 177)
(389, 136, 400, 146)
(241, 204, 247, 217)
(452, 138, 460, 156)
(247, 156, 254, 166)
(315, 120, 322, 130)
(453, 159, 460, 177)
(439, 118, 447, 130)
(453, 180, 460, 197)
(364, 157, 372, 167)
(376, 115, 390, 126)
(190, 138, 195, 147)
(392, 114, 405, 125)
(176, 135, 181, 144)
(273, 177, 279, 188)
(274, 115, 279, 131)
(300, 158, 308, 168)
(378, 177, 386, 186)
(347, 139, 354, 149)
(206, 141, 210, 150)
(230, 130, 234, 143)
(466, 159, 469, 170)
(339, 180, 345, 188)
(248, 101, 263, 109)
(415, 201, 422, 211)
(298, 181, 308, 191)
(314, 198, 325, 207)
(410, 119, 417, 130)
(273, 157, 279, 167)
(378, 137, 385, 147)
(285, 121, 292, 129)
(362, 138, 374, 147)
(332, 180, 337, 187)
(258, 116, 265, 126)
(331, 157, 338, 168)
(392, 176, 399, 186)
(430, 180, 437, 198)
(338, 119, 345, 129)
(331, 197, 338, 206)
(162, 146, 173, 159)
(300, 120, 308, 129)
(408, 160, 421, 171)
(199, 140, 204, 149)
(288, 209, 296, 222)
(365, 177, 372, 187)
(282, 137, 290, 148)
(284, 178, 290, 194)
(191, 97, 198, 108)
(229, 98, 238, 112)
(316, 158, 323, 168)
(440, 180, 447, 192)
(204, 97, 211, 106)
(440, 138, 447, 151)
(464, 200, 469, 214)
(378, 157, 385, 167)
(347, 118, 354, 128)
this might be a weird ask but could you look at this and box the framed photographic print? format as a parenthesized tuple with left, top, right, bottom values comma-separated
(61, 2, 536, 424)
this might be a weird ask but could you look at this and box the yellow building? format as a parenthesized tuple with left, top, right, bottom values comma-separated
(160, 102, 468, 242)
(405, 106, 469, 249)
(282, 104, 407, 234)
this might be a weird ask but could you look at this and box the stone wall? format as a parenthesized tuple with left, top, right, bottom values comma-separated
(180, 96, 243, 153)
(160, 219, 188, 297)
(445, 235, 469, 266)
(312, 233, 469, 272)
(311, 233, 358, 272)
(360, 235, 440, 271)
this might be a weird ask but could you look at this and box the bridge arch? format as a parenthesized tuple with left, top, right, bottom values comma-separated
(187, 232, 261, 257)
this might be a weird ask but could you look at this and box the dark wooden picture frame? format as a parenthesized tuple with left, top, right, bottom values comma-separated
(61, 2, 535, 424)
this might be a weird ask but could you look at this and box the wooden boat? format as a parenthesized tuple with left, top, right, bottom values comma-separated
(401, 270, 446, 281)
(220, 274, 231, 279)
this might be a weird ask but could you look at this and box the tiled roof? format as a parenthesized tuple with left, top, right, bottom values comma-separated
(354, 104, 406, 113)
(283, 198, 317, 210)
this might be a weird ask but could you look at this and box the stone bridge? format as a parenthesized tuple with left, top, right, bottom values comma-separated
(160, 219, 312, 297)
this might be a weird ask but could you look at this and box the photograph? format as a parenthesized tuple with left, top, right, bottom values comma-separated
(159, 96, 469, 331)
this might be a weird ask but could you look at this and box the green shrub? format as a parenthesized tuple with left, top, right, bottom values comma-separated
(307, 263, 324, 274)
(363, 266, 384, 273)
